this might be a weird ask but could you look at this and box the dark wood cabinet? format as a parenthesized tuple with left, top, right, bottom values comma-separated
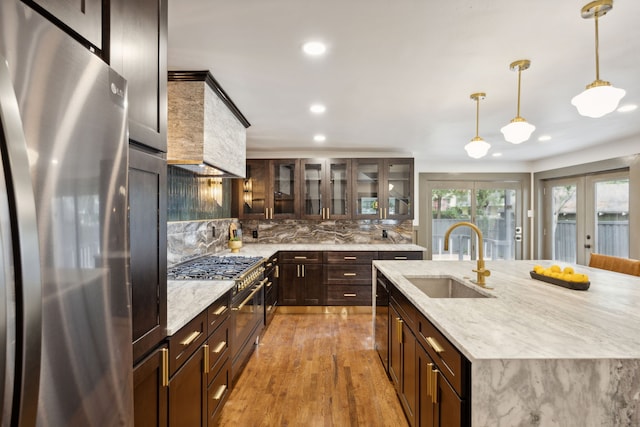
(110, 0, 167, 152)
(390, 290, 417, 426)
(324, 251, 375, 305)
(352, 158, 414, 220)
(378, 251, 424, 261)
(280, 251, 323, 305)
(134, 345, 168, 427)
(129, 146, 167, 363)
(165, 292, 231, 427)
(264, 253, 279, 326)
(25, 0, 104, 51)
(300, 158, 351, 220)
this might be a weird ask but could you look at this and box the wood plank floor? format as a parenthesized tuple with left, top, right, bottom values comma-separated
(217, 311, 409, 427)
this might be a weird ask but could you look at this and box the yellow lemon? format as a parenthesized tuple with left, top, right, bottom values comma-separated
(562, 273, 572, 282)
(582, 274, 589, 283)
(563, 266, 575, 275)
(533, 265, 544, 274)
(550, 265, 561, 273)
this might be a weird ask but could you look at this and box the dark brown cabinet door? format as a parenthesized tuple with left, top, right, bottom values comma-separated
(134, 345, 168, 427)
(238, 159, 269, 219)
(300, 158, 351, 220)
(168, 346, 207, 427)
(26, 0, 103, 50)
(279, 262, 323, 305)
(110, 0, 167, 152)
(129, 146, 167, 363)
(389, 304, 402, 389)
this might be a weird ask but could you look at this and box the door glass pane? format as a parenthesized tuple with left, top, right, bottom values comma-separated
(431, 189, 472, 260)
(476, 189, 516, 260)
(387, 162, 411, 216)
(243, 161, 266, 217)
(552, 184, 577, 263)
(303, 162, 322, 216)
(273, 161, 296, 215)
(594, 178, 629, 257)
(355, 161, 379, 216)
(330, 162, 348, 216)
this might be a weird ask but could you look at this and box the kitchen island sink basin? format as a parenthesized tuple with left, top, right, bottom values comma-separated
(405, 276, 491, 298)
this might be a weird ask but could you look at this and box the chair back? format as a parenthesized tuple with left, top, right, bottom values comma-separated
(588, 253, 640, 276)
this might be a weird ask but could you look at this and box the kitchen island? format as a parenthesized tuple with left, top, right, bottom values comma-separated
(373, 259, 640, 426)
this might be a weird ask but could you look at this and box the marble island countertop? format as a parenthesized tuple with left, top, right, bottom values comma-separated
(219, 243, 426, 259)
(374, 259, 640, 426)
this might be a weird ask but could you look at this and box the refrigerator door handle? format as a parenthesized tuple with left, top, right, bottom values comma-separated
(0, 54, 43, 427)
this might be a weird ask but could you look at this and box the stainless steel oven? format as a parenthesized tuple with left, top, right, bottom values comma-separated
(231, 272, 267, 381)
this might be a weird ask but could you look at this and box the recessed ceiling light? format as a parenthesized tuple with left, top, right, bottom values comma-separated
(617, 104, 638, 113)
(492, 152, 502, 157)
(538, 135, 552, 142)
(310, 104, 326, 114)
(302, 41, 326, 56)
(313, 134, 326, 143)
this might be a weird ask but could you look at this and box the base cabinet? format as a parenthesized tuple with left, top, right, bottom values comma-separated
(133, 345, 168, 427)
(280, 252, 323, 305)
(383, 271, 470, 427)
(168, 345, 207, 427)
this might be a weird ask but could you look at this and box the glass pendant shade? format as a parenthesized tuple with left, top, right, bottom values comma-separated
(465, 137, 491, 159)
(500, 117, 536, 144)
(571, 82, 626, 118)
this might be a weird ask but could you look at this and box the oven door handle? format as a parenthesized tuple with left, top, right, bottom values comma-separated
(233, 279, 267, 310)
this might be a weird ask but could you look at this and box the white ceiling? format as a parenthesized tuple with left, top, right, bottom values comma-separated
(168, 0, 640, 167)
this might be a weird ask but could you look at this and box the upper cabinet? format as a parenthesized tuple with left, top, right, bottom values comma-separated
(26, 0, 104, 51)
(237, 159, 299, 220)
(300, 158, 351, 220)
(110, 0, 167, 152)
(236, 157, 413, 220)
(352, 158, 414, 220)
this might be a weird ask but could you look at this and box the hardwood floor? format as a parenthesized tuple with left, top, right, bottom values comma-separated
(217, 311, 408, 427)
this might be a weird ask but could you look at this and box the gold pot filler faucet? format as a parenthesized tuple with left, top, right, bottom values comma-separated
(443, 222, 491, 288)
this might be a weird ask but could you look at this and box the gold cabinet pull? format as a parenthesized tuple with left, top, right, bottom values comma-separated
(426, 363, 433, 399)
(212, 341, 226, 354)
(203, 344, 210, 374)
(213, 305, 226, 316)
(343, 293, 357, 297)
(302, 265, 305, 277)
(266, 281, 273, 288)
(294, 256, 307, 260)
(266, 262, 273, 268)
(343, 272, 357, 277)
(426, 336, 445, 354)
(297, 264, 300, 277)
(161, 348, 169, 387)
(344, 256, 357, 260)
(275, 265, 279, 278)
(180, 331, 202, 347)
(394, 256, 408, 260)
(431, 369, 439, 404)
(212, 384, 227, 401)
(396, 318, 403, 344)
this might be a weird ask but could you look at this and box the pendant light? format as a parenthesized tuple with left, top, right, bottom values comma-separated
(571, 0, 625, 118)
(501, 60, 535, 144)
(465, 93, 491, 159)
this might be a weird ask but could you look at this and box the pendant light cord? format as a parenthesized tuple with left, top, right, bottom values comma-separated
(594, 14, 600, 81)
(516, 68, 522, 117)
(475, 97, 480, 137)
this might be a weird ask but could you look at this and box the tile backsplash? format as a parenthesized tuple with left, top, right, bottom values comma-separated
(167, 218, 414, 266)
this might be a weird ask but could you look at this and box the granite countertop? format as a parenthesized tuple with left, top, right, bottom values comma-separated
(166, 243, 426, 335)
(373, 259, 640, 361)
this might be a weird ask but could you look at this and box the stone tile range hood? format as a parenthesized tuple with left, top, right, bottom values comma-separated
(168, 71, 250, 178)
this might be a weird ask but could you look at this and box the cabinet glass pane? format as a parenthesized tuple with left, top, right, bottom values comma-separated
(273, 161, 296, 215)
(355, 162, 380, 216)
(243, 162, 267, 217)
(303, 163, 323, 216)
(387, 162, 411, 216)
(330, 162, 348, 216)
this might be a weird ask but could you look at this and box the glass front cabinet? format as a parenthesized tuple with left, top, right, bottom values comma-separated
(238, 159, 299, 219)
(300, 159, 351, 220)
(352, 158, 413, 220)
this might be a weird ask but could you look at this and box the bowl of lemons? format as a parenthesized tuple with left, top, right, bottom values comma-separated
(530, 264, 590, 290)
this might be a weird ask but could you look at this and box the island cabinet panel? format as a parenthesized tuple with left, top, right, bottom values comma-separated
(280, 251, 324, 305)
(323, 251, 376, 306)
(110, 0, 168, 152)
(378, 251, 423, 261)
(133, 345, 168, 427)
(389, 288, 418, 426)
(26, 0, 103, 50)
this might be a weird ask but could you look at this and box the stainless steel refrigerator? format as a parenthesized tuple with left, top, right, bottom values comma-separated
(0, 1, 133, 426)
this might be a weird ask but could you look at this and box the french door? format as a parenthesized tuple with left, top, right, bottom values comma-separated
(543, 170, 629, 265)
(428, 181, 523, 261)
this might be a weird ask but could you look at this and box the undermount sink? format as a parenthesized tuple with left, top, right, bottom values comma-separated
(405, 276, 491, 299)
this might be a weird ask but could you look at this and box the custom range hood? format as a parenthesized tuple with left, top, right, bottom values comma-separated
(168, 71, 250, 177)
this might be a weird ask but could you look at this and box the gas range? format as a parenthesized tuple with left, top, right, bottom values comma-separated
(167, 255, 265, 294)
